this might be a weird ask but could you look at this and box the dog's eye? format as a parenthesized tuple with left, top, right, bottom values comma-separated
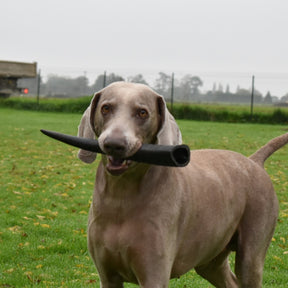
(137, 109, 149, 119)
(101, 104, 111, 116)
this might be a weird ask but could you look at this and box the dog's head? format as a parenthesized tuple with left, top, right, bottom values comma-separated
(77, 81, 182, 175)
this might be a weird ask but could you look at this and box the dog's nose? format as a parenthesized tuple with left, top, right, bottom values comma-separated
(103, 137, 127, 157)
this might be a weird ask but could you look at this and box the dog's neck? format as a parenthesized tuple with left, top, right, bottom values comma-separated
(96, 161, 151, 197)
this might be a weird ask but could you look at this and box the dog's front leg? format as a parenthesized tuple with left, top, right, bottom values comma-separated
(128, 240, 172, 288)
(135, 266, 170, 288)
(92, 242, 171, 288)
(99, 280, 123, 288)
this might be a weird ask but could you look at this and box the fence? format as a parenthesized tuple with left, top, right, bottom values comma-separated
(17, 69, 288, 103)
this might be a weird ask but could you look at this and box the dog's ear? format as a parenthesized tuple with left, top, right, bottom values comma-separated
(89, 91, 102, 136)
(156, 95, 182, 145)
(77, 91, 102, 163)
(77, 106, 97, 163)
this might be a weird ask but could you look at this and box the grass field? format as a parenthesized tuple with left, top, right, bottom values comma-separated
(0, 108, 288, 287)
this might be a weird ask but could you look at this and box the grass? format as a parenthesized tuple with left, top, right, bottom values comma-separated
(0, 107, 288, 287)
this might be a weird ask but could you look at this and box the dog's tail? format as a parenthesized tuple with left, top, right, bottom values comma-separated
(249, 132, 288, 167)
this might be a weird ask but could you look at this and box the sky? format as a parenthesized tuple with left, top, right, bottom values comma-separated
(1, 0, 288, 96)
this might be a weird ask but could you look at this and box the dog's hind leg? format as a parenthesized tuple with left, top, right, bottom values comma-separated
(195, 248, 238, 288)
(234, 231, 268, 288)
(234, 195, 278, 288)
(234, 221, 277, 288)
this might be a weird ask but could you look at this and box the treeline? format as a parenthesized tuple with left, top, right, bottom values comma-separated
(18, 72, 288, 104)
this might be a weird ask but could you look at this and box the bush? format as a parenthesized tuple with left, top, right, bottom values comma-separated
(0, 96, 91, 114)
(1, 97, 288, 125)
(169, 103, 288, 124)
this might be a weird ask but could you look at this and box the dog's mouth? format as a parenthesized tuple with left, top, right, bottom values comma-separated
(106, 156, 133, 176)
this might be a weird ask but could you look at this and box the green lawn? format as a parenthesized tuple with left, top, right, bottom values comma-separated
(0, 108, 288, 287)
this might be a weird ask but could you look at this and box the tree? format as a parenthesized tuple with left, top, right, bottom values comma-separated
(190, 76, 203, 95)
(91, 73, 124, 92)
(127, 74, 148, 85)
(43, 75, 90, 97)
(107, 73, 125, 85)
(45, 75, 69, 96)
(263, 91, 272, 104)
(280, 93, 288, 103)
(72, 76, 90, 96)
(236, 88, 263, 103)
(179, 75, 203, 100)
(218, 83, 223, 93)
(225, 84, 230, 94)
(212, 82, 217, 94)
(153, 72, 171, 98)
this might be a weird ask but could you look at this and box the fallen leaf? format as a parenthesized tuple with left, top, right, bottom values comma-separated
(4, 268, 15, 274)
(273, 255, 283, 262)
(86, 279, 97, 284)
(13, 191, 22, 195)
(8, 226, 22, 233)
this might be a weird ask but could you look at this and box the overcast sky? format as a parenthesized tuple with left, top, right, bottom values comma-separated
(1, 0, 288, 95)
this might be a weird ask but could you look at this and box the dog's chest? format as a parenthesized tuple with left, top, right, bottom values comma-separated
(89, 188, 165, 281)
(91, 216, 143, 282)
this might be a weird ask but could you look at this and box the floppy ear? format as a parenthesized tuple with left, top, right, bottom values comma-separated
(156, 96, 182, 145)
(77, 91, 102, 163)
(89, 91, 102, 136)
(77, 106, 97, 163)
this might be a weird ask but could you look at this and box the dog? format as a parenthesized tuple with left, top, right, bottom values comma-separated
(77, 81, 288, 287)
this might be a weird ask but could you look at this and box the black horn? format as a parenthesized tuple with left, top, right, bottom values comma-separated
(40, 129, 190, 167)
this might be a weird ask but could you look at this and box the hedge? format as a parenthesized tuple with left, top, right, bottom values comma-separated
(1, 97, 288, 125)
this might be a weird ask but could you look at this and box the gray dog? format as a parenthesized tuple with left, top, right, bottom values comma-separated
(77, 82, 288, 288)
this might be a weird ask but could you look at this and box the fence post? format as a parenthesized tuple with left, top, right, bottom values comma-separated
(103, 71, 107, 88)
(37, 69, 41, 106)
(170, 72, 174, 114)
(250, 75, 255, 119)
